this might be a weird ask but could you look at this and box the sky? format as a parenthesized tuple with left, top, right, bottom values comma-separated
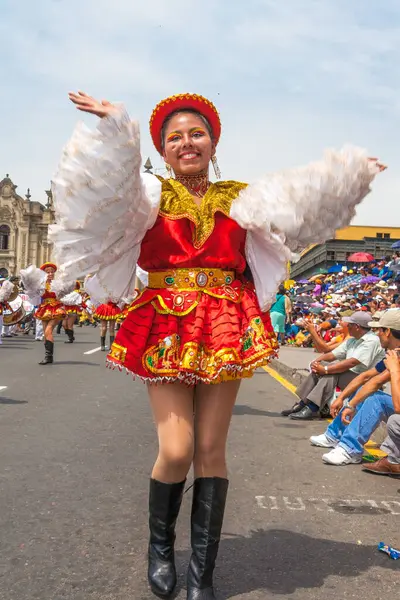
(0, 0, 399, 225)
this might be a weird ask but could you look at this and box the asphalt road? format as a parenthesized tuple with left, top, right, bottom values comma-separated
(0, 328, 399, 600)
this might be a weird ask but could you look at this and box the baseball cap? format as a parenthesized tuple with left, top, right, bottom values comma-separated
(369, 309, 400, 330)
(342, 311, 373, 328)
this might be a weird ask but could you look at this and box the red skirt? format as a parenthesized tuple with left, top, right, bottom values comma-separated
(106, 280, 279, 385)
(95, 301, 122, 321)
(64, 304, 83, 315)
(35, 300, 66, 322)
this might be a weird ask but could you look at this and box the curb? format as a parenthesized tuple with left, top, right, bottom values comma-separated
(269, 358, 309, 388)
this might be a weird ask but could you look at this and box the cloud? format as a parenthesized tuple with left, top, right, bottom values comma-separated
(0, 0, 399, 225)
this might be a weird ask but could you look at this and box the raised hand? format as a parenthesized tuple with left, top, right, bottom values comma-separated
(384, 349, 400, 374)
(68, 91, 119, 119)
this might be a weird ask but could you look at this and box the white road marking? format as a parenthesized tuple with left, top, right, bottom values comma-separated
(256, 495, 400, 515)
(84, 347, 102, 355)
(0, 386, 8, 392)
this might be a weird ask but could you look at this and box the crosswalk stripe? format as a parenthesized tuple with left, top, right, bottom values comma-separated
(84, 347, 102, 355)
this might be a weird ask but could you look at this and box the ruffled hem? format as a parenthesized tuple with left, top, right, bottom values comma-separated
(105, 280, 279, 384)
(95, 302, 122, 320)
(106, 351, 277, 385)
(35, 304, 66, 321)
(65, 306, 83, 315)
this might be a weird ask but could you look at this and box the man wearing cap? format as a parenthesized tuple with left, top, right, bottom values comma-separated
(282, 312, 385, 419)
(310, 309, 400, 471)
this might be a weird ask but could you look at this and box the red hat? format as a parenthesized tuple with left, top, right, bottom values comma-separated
(40, 262, 57, 272)
(149, 93, 221, 155)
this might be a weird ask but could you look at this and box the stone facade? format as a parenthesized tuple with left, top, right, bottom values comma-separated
(0, 175, 55, 278)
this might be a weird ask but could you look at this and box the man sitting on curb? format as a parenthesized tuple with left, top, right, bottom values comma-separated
(363, 349, 400, 477)
(309, 309, 400, 470)
(281, 312, 385, 420)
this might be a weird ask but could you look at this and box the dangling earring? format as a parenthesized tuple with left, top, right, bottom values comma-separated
(165, 163, 172, 178)
(211, 155, 221, 180)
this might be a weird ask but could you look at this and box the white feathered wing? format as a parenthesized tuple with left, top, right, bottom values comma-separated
(230, 146, 381, 311)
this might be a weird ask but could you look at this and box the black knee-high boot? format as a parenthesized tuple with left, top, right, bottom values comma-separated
(39, 340, 54, 365)
(100, 336, 106, 351)
(148, 478, 186, 597)
(186, 477, 229, 600)
(64, 328, 74, 343)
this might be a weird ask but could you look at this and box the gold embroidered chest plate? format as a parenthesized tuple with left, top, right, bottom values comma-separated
(158, 178, 247, 249)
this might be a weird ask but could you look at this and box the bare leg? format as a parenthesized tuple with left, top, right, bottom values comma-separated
(109, 320, 116, 336)
(193, 380, 241, 478)
(44, 319, 58, 342)
(100, 320, 107, 337)
(147, 382, 195, 483)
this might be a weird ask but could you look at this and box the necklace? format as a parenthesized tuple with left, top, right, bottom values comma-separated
(175, 171, 210, 198)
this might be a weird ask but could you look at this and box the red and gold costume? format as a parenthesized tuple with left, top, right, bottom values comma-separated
(95, 301, 122, 321)
(107, 179, 278, 383)
(35, 283, 66, 322)
(20, 263, 67, 322)
(49, 93, 382, 385)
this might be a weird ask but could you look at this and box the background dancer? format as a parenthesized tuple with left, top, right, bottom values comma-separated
(60, 281, 84, 343)
(20, 263, 67, 365)
(94, 300, 121, 351)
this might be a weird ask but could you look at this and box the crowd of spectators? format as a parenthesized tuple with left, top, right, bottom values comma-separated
(274, 253, 400, 348)
(273, 253, 400, 476)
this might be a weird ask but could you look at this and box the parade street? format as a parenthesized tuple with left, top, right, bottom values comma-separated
(0, 329, 399, 600)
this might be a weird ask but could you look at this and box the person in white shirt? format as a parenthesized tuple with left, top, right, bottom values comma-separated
(282, 312, 385, 420)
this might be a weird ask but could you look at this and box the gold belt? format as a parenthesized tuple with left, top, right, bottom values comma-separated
(147, 268, 236, 290)
(42, 298, 59, 306)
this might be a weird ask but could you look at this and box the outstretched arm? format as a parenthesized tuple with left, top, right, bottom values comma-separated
(49, 91, 162, 304)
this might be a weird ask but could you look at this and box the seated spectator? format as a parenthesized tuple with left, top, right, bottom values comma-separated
(378, 298, 390, 311)
(281, 312, 385, 419)
(302, 319, 349, 353)
(309, 309, 400, 468)
(363, 349, 400, 477)
(369, 299, 379, 314)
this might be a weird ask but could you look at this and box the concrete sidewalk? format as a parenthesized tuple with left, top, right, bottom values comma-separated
(270, 345, 316, 387)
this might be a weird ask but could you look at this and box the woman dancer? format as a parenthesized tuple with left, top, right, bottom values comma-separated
(60, 281, 83, 343)
(94, 300, 122, 351)
(20, 263, 66, 364)
(50, 91, 385, 599)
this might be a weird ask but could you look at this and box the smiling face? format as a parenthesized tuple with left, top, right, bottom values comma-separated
(162, 112, 215, 176)
(44, 266, 56, 280)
